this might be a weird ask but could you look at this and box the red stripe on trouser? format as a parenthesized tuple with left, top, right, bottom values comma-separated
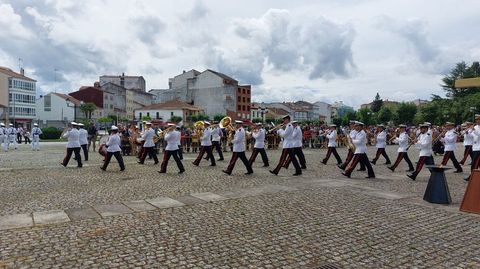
(441, 151, 451, 166)
(391, 153, 404, 169)
(249, 149, 258, 165)
(226, 153, 239, 173)
(160, 151, 170, 172)
(342, 150, 354, 168)
(461, 145, 472, 163)
(325, 148, 332, 160)
(345, 154, 361, 174)
(193, 146, 206, 164)
(413, 156, 427, 175)
(273, 149, 289, 174)
(472, 153, 480, 171)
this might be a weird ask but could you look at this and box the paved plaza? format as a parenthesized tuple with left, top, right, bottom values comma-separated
(0, 143, 480, 268)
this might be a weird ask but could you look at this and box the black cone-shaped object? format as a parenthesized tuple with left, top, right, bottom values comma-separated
(423, 165, 452, 204)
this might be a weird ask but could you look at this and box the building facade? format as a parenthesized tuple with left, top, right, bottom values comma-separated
(69, 86, 115, 117)
(0, 67, 37, 129)
(134, 100, 203, 125)
(99, 73, 146, 91)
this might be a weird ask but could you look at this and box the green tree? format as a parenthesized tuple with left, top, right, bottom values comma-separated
(394, 102, 417, 125)
(357, 108, 374, 125)
(190, 113, 209, 122)
(252, 117, 263, 123)
(80, 102, 96, 119)
(371, 92, 383, 113)
(141, 115, 152, 121)
(442, 61, 480, 97)
(377, 106, 393, 124)
(213, 114, 226, 122)
(170, 116, 183, 123)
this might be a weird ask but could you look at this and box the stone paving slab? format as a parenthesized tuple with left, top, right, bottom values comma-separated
(175, 195, 209, 205)
(64, 207, 102, 221)
(0, 213, 33, 230)
(93, 204, 133, 217)
(33, 210, 70, 225)
(190, 192, 229, 202)
(146, 197, 185, 209)
(123, 200, 157, 212)
(219, 184, 298, 199)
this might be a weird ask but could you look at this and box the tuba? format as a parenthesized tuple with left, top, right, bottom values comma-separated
(194, 121, 205, 138)
(219, 116, 234, 143)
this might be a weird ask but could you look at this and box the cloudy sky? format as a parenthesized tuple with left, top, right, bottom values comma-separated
(1, 0, 479, 108)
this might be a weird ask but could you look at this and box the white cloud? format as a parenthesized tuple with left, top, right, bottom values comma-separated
(0, 3, 32, 39)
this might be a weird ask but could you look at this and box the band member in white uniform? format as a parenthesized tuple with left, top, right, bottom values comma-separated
(78, 123, 89, 161)
(138, 122, 159, 165)
(61, 122, 82, 168)
(466, 115, 480, 181)
(0, 123, 5, 151)
(176, 126, 183, 160)
(322, 124, 342, 165)
(283, 121, 307, 169)
(342, 122, 375, 178)
(159, 123, 185, 174)
(222, 120, 253, 175)
(407, 123, 434, 180)
(31, 123, 43, 151)
(210, 122, 224, 161)
(439, 122, 462, 173)
(460, 121, 474, 165)
(248, 123, 269, 167)
(5, 123, 17, 151)
(338, 121, 365, 171)
(101, 125, 125, 171)
(387, 125, 414, 172)
(193, 121, 216, 166)
(370, 125, 391, 165)
(269, 115, 302, 176)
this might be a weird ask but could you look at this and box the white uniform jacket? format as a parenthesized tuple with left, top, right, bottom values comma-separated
(106, 134, 121, 152)
(7, 127, 16, 142)
(175, 130, 181, 146)
(292, 126, 303, 148)
(32, 127, 42, 138)
(79, 128, 88, 145)
(201, 127, 212, 146)
(141, 128, 156, 147)
(375, 131, 387, 148)
(252, 128, 266, 149)
(441, 130, 457, 152)
(463, 129, 474, 146)
(393, 132, 409, 153)
(352, 130, 367, 154)
(277, 123, 294, 149)
(415, 133, 432, 157)
(164, 131, 179, 151)
(472, 125, 480, 151)
(63, 128, 81, 148)
(231, 127, 246, 152)
(326, 130, 337, 147)
(211, 127, 221, 142)
(0, 127, 5, 142)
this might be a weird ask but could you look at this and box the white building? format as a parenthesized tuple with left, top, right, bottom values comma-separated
(312, 101, 332, 123)
(0, 67, 37, 129)
(36, 92, 104, 128)
(134, 100, 203, 125)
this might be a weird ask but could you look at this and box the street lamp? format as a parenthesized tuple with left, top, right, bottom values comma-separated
(66, 98, 83, 122)
(470, 107, 476, 122)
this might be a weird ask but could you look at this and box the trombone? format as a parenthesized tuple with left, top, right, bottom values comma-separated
(269, 122, 285, 133)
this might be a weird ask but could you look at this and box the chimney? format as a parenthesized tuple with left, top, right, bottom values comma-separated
(94, 81, 100, 88)
(20, 68, 25, 76)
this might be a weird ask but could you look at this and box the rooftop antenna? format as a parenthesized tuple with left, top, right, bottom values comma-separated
(18, 58, 23, 71)
(54, 68, 58, 93)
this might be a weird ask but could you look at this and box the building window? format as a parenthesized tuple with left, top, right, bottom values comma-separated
(156, 112, 159, 119)
(237, 105, 241, 110)
(247, 90, 250, 94)
(247, 98, 250, 102)
(171, 111, 174, 117)
(247, 106, 250, 111)
(242, 105, 246, 111)
(242, 97, 246, 102)
(237, 96, 241, 102)
(147, 112, 150, 117)
(139, 112, 142, 119)
(237, 88, 241, 93)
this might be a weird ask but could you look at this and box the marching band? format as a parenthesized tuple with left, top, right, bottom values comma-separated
(3, 114, 480, 185)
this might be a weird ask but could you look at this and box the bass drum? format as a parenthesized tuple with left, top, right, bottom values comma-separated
(98, 135, 109, 156)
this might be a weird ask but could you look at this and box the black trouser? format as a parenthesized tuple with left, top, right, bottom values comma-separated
(224, 151, 253, 174)
(249, 147, 269, 166)
(81, 144, 88, 161)
(283, 147, 307, 169)
(390, 152, 414, 171)
(441, 151, 462, 171)
(371, 148, 391, 164)
(160, 150, 184, 172)
(460, 145, 473, 165)
(339, 149, 365, 170)
(471, 151, 480, 172)
(344, 153, 375, 177)
(213, 141, 224, 160)
(177, 145, 183, 160)
(102, 151, 125, 170)
(193, 145, 215, 166)
(62, 147, 82, 167)
(323, 147, 342, 164)
(272, 148, 301, 175)
(24, 136, 31, 144)
(17, 133, 22, 143)
(410, 155, 434, 179)
(139, 147, 158, 164)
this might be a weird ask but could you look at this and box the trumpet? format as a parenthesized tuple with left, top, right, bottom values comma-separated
(406, 133, 421, 150)
(269, 123, 285, 133)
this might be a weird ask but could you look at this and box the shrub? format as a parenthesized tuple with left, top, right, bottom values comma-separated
(40, 127, 63, 140)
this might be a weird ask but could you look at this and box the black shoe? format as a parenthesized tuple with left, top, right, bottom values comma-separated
(406, 169, 414, 172)
(77, 165, 83, 168)
(222, 170, 231, 175)
(337, 164, 345, 170)
(385, 162, 391, 165)
(301, 166, 307, 170)
(454, 169, 463, 173)
(100, 167, 106, 171)
(387, 166, 395, 172)
(245, 171, 253, 175)
(60, 163, 66, 167)
(192, 162, 199, 166)
(293, 172, 302, 176)
(269, 170, 278, 175)
(137, 161, 144, 164)
(218, 158, 224, 161)
(120, 168, 125, 171)
(262, 164, 269, 167)
(464, 176, 470, 181)
(178, 169, 185, 174)
(341, 172, 351, 178)
(321, 160, 327, 165)
(209, 164, 216, 167)
(357, 169, 366, 172)
(365, 175, 375, 178)
(158, 171, 166, 174)
(407, 174, 416, 181)
(370, 160, 376, 165)
(154, 161, 159, 165)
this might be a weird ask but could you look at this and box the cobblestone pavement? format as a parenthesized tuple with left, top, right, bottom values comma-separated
(0, 143, 479, 268)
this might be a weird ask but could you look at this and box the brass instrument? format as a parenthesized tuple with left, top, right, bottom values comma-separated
(346, 133, 356, 151)
(269, 123, 285, 133)
(194, 121, 205, 138)
(219, 116, 234, 144)
(60, 126, 70, 138)
(406, 133, 421, 150)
